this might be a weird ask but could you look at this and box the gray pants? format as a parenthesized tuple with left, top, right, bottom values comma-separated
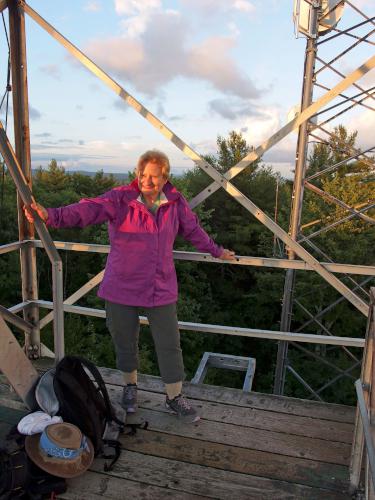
(105, 301, 185, 384)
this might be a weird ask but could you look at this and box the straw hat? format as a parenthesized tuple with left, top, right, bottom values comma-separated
(25, 423, 94, 478)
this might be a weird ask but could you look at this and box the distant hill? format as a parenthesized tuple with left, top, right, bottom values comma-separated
(32, 169, 130, 182)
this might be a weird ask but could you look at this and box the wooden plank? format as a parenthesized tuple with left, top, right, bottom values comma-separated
(0, 386, 28, 411)
(0, 316, 39, 409)
(120, 429, 349, 491)
(62, 470, 208, 499)
(107, 387, 353, 443)
(0, 404, 27, 425)
(123, 405, 350, 465)
(99, 368, 356, 423)
(89, 448, 349, 499)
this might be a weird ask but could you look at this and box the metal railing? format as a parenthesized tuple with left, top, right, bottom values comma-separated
(0, 239, 370, 350)
(350, 288, 375, 497)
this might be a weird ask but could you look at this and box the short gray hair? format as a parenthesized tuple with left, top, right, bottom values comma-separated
(136, 150, 170, 179)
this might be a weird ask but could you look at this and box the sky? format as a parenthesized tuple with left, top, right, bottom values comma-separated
(0, 0, 374, 179)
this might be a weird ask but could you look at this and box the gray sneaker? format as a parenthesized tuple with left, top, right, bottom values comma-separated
(165, 394, 200, 423)
(121, 384, 137, 413)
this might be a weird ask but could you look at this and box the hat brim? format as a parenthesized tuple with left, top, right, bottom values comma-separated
(25, 433, 94, 478)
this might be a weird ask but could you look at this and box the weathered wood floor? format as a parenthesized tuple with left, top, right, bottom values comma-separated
(0, 368, 355, 499)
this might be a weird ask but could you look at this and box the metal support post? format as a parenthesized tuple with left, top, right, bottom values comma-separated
(274, 5, 320, 395)
(8, 0, 40, 358)
(0, 121, 65, 362)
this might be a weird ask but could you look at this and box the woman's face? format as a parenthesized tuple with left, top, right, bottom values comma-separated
(138, 161, 167, 197)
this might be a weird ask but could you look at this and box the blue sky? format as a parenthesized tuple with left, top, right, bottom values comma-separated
(0, 0, 374, 178)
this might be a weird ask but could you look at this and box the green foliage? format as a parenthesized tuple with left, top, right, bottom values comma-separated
(1, 126, 373, 405)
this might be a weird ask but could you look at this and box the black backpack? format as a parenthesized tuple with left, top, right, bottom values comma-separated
(0, 426, 67, 499)
(52, 356, 125, 471)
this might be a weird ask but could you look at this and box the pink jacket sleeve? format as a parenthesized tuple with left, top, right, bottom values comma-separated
(177, 196, 223, 258)
(46, 191, 117, 228)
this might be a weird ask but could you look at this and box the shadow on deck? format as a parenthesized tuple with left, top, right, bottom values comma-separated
(0, 367, 355, 499)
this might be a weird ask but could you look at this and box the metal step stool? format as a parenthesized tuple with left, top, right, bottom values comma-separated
(191, 352, 256, 392)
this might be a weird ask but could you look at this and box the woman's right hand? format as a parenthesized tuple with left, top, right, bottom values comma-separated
(23, 202, 48, 223)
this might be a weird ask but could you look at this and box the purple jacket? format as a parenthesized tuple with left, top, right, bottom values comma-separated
(46, 179, 223, 307)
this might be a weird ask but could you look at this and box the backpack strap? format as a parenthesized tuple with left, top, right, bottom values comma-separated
(100, 422, 149, 472)
(101, 439, 122, 472)
(67, 356, 124, 428)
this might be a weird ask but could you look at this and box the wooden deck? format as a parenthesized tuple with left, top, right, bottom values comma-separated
(0, 368, 356, 499)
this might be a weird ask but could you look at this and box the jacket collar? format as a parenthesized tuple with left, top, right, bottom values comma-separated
(129, 178, 180, 203)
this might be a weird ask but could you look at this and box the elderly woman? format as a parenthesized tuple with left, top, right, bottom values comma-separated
(25, 150, 235, 423)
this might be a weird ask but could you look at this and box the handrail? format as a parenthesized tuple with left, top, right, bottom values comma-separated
(355, 379, 375, 491)
(0, 240, 370, 350)
(350, 288, 375, 496)
(2, 239, 375, 276)
(30, 299, 365, 348)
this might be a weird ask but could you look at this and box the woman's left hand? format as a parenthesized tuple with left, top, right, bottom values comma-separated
(219, 249, 236, 260)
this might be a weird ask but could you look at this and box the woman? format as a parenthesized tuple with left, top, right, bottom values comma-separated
(25, 150, 235, 423)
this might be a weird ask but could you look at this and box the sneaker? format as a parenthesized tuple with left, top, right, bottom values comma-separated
(165, 394, 200, 423)
(121, 384, 137, 413)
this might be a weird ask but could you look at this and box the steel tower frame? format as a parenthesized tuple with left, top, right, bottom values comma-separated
(0, 0, 374, 403)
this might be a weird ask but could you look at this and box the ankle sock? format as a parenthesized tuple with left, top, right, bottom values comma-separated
(123, 370, 137, 385)
(165, 381, 183, 400)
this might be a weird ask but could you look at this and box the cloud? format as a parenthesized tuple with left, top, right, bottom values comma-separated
(113, 99, 130, 113)
(84, 10, 260, 98)
(34, 132, 52, 138)
(208, 98, 267, 120)
(1, 104, 41, 121)
(347, 109, 375, 151)
(155, 102, 183, 122)
(39, 64, 61, 80)
(29, 106, 42, 120)
(181, 0, 256, 16)
(114, 0, 160, 16)
(84, 1, 101, 12)
(115, 0, 161, 37)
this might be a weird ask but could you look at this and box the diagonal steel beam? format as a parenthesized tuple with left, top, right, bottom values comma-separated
(310, 129, 375, 172)
(287, 365, 323, 401)
(306, 146, 375, 181)
(314, 361, 361, 396)
(0, 121, 65, 360)
(315, 28, 375, 80)
(298, 203, 375, 242)
(316, 54, 375, 105)
(189, 54, 375, 208)
(23, 3, 370, 316)
(0, 303, 33, 333)
(23, 1, 375, 213)
(300, 236, 370, 300)
(318, 17, 375, 46)
(39, 269, 105, 329)
(346, 0, 375, 27)
(313, 86, 375, 118)
(295, 299, 359, 363)
(292, 341, 358, 378)
(296, 277, 374, 333)
(314, 81, 375, 112)
(305, 181, 375, 225)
